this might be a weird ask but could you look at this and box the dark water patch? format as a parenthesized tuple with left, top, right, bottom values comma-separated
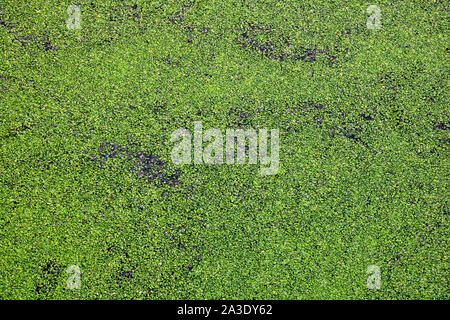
(0, 124, 31, 141)
(35, 260, 64, 296)
(235, 22, 336, 63)
(168, 5, 192, 25)
(228, 106, 253, 127)
(95, 142, 181, 188)
(434, 121, 449, 131)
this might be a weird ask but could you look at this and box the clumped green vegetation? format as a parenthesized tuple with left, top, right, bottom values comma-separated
(0, 0, 448, 299)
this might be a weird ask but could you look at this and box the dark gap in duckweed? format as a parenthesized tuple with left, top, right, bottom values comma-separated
(167, 5, 192, 25)
(35, 260, 64, 296)
(438, 137, 449, 146)
(118, 270, 134, 279)
(0, 14, 14, 32)
(360, 113, 375, 121)
(116, 257, 137, 283)
(85, 3, 148, 47)
(42, 38, 57, 51)
(0, 11, 49, 53)
(97, 142, 181, 187)
(0, 74, 19, 83)
(108, 2, 145, 24)
(144, 100, 168, 115)
(4, 18, 56, 52)
(15, 35, 37, 47)
(341, 128, 369, 148)
(235, 22, 337, 63)
(152, 56, 181, 67)
(228, 106, 253, 127)
(434, 121, 449, 131)
(116, 266, 138, 288)
(0, 124, 31, 141)
(105, 243, 136, 283)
